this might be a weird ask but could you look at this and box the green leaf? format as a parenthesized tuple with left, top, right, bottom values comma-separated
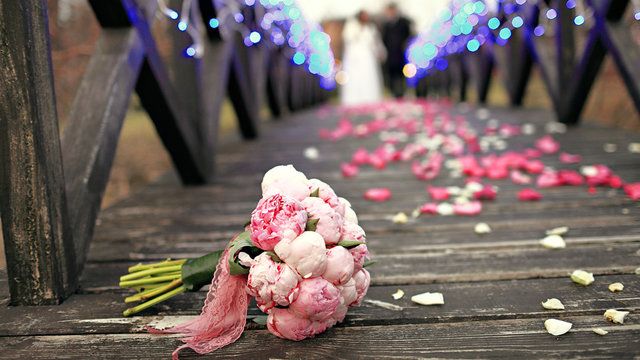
(243, 219, 251, 228)
(363, 259, 377, 268)
(265, 251, 281, 262)
(337, 240, 365, 248)
(227, 230, 262, 276)
(252, 315, 268, 326)
(306, 218, 319, 232)
(181, 250, 224, 291)
(310, 188, 320, 197)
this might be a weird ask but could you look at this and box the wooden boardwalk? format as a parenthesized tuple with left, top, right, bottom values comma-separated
(1, 101, 640, 358)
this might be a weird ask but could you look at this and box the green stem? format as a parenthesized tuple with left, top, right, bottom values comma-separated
(123, 285, 186, 317)
(127, 259, 186, 273)
(124, 279, 183, 303)
(119, 265, 183, 281)
(119, 274, 181, 288)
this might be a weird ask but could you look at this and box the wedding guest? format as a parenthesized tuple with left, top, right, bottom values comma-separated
(382, 3, 411, 98)
(340, 11, 386, 106)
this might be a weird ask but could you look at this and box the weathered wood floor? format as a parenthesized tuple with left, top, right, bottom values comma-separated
(1, 101, 639, 359)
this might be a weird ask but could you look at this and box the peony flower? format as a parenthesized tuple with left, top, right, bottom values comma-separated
(290, 277, 341, 321)
(349, 244, 371, 272)
(308, 178, 341, 210)
(275, 231, 327, 278)
(363, 188, 391, 201)
(261, 165, 309, 192)
(263, 177, 313, 202)
(322, 246, 355, 286)
(518, 188, 542, 201)
(250, 194, 308, 251)
(302, 197, 344, 245)
(340, 278, 358, 307)
(339, 197, 359, 224)
(340, 221, 366, 244)
(247, 253, 301, 313)
(352, 269, 371, 306)
(267, 308, 327, 341)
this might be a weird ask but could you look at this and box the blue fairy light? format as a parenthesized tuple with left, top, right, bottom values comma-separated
(467, 39, 480, 52)
(512, 16, 524, 28)
(546, 9, 558, 20)
(177, 21, 187, 31)
(208, 18, 219, 28)
(245, 0, 255, 6)
(635, 11, 640, 20)
(292, 52, 305, 65)
(533, 25, 545, 36)
(234, 12, 245, 23)
(435, 58, 448, 71)
(499, 28, 512, 40)
(185, 46, 196, 57)
(566, 0, 576, 9)
(488, 17, 500, 30)
(167, 10, 179, 20)
(249, 31, 261, 43)
(574, 15, 585, 25)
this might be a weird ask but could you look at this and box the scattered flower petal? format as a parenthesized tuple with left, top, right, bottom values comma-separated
(427, 186, 451, 201)
(419, 202, 439, 214)
(559, 152, 582, 164)
(536, 135, 560, 154)
(453, 201, 482, 216)
(593, 328, 608, 336)
(544, 319, 572, 336)
(571, 270, 594, 286)
(304, 147, 319, 160)
(604, 309, 629, 324)
(392, 289, 405, 300)
(364, 188, 391, 202)
(558, 170, 584, 186)
(363, 299, 404, 311)
(518, 188, 542, 201)
(411, 292, 444, 305)
(624, 183, 640, 200)
(474, 222, 492, 234)
(603, 143, 617, 153)
(546, 226, 568, 236)
(437, 203, 455, 216)
(608, 282, 624, 292)
(392, 212, 408, 224)
(341, 163, 359, 178)
(474, 185, 497, 201)
(540, 235, 566, 249)
(510, 169, 532, 185)
(541, 298, 565, 310)
(628, 142, 640, 153)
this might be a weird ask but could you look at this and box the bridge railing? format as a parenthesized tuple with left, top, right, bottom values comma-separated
(0, 0, 327, 305)
(414, 0, 640, 124)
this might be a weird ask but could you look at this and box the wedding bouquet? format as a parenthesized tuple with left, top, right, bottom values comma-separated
(119, 165, 371, 358)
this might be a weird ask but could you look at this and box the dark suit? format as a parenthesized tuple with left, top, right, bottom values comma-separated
(382, 16, 411, 98)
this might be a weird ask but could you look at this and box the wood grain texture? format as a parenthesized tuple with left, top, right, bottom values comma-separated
(0, 0, 77, 305)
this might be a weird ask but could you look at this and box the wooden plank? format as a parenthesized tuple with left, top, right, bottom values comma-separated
(1, 315, 638, 359)
(0, 0, 77, 304)
(61, 28, 145, 275)
(0, 274, 637, 335)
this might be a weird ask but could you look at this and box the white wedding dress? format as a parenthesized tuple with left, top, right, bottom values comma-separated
(340, 19, 385, 106)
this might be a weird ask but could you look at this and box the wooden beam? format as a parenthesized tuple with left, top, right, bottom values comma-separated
(0, 0, 77, 305)
(266, 49, 289, 118)
(228, 36, 260, 139)
(61, 28, 145, 275)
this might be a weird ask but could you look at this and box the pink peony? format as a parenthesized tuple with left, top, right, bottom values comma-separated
(267, 308, 327, 341)
(352, 269, 371, 306)
(340, 221, 366, 244)
(289, 277, 341, 321)
(340, 278, 358, 307)
(302, 197, 344, 245)
(261, 165, 309, 193)
(274, 231, 327, 278)
(322, 246, 355, 286)
(308, 178, 341, 210)
(349, 244, 371, 272)
(518, 188, 542, 201)
(250, 194, 308, 251)
(535, 135, 560, 154)
(263, 177, 314, 202)
(247, 253, 301, 313)
(363, 188, 391, 201)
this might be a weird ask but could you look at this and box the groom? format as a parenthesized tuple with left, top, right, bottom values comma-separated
(382, 3, 411, 99)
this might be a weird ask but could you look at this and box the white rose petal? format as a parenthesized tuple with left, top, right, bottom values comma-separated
(522, 123, 536, 135)
(603, 143, 617, 153)
(593, 328, 608, 336)
(474, 222, 492, 235)
(411, 292, 444, 305)
(544, 319, 572, 336)
(540, 235, 566, 249)
(608, 282, 624, 292)
(392, 212, 408, 224)
(303, 147, 319, 160)
(541, 298, 565, 310)
(604, 309, 629, 324)
(545, 122, 567, 134)
(465, 182, 484, 193)
(437, 203, 455, 216)
(545, 226, 569, 236)
(628, 142, 640, 153)
(571, 270, 594, 286)
(580, 165, 598, 177)
(392, 289, 405, 300)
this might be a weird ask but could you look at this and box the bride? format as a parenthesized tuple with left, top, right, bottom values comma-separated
(340, 11, 386, 106)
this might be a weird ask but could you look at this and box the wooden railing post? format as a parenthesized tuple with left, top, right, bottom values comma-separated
(0, 0, 77, 305)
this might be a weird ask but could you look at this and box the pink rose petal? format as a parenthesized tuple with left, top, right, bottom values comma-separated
(419, 202, 439, 214)
(453, 201, 482, 215)
(510, 169, 532, 185)
(559, 152, 582, 164)
(609, 175, 624, 188)
(352, 148, 369, 165)
(624, 182, 640, 200)
(427, 186, 451, 201)
(524, 160, 544, 174)
(536, 170, 563, 188)
(474, 185, 497, 201)
(535, 135, 560, 154)
(558, 170, 584, 186)
(341, 163, 359, 178)
(363, 188, 391, 202)
(518, 188, 542, 201)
